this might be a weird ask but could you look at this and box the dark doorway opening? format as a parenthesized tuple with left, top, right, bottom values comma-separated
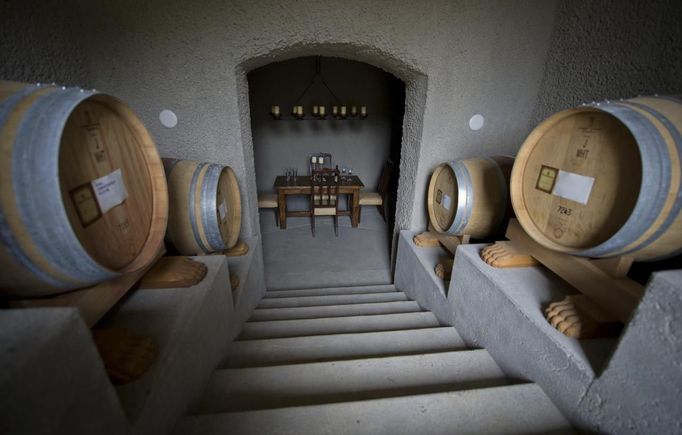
(248, 56, 405, 290)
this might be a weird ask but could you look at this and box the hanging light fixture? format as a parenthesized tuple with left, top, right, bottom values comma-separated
(269, 56, 368, 120)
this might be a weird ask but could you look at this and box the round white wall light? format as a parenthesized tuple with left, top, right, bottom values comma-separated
(160, 109, 178, 128)
(469, 113, 485, 131)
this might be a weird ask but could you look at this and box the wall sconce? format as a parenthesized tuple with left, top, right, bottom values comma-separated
(291, 105, 304, 119)
(269, 57, 368, 121)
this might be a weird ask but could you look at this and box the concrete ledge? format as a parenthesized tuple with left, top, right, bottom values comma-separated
(447, 244, 614, 429)
(0, 308, 129, 435)
(575, 270, 682, 433)
(448, 244, 682, 433)
(97, 256, 233, 435)
(226, 236, 266, 341)
(394, 230, 452, 325)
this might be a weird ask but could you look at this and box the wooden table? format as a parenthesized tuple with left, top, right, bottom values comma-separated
(274, 175, 364, 229)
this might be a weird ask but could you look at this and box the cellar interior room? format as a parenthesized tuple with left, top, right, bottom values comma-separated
(0, 0, 681, 434)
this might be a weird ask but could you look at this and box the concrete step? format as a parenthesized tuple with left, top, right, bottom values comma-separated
(257, 292, 408, 309)
(175, 384, 575, 435)
(223, 327, 465, 368)
(263, 284, 397, 298)
(196, 350, 508, 413)
(239, 312, 439, 340)
(250, 301, 422, 321)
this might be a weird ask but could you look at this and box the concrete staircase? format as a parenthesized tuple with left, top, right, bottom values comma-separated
(174, 284, 574, 434)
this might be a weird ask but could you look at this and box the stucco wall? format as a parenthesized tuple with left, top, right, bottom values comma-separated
(532, 0, 682, 123)
(68, 0, 559, 238)
(249, 56, 399, 210)
(0, 0, 89, 86)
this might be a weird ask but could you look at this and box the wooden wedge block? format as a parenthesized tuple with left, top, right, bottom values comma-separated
(93, 328, 159, 385)
(545, 295, 622, 339)
(139, 256, 207, 289)
(434, 258, 454, 281)
(437, 234, 463, 255)
(413, 231, 441, 248)
(230, 272, 240, 291)
(10, 248, 164, 328)
(223, 240, 249, 257)
(592, 256, 635, 279)
(427, 222, 468, 255)
(480, 241, 539, 268)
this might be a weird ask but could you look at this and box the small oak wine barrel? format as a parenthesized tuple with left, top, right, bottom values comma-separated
(0, 81, 168, 297)
(511, 95, 682, 261)
(427, 156, 514, 238)
(163, 158, 241, 255)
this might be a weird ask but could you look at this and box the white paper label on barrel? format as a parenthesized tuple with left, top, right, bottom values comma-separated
(442, 194, 452, 210)
(92, 169, 128, 214)
(219, 200, 228, 221)
(552, 170, 595, 205)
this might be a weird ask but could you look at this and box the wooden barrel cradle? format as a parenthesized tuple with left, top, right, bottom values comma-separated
(0, 81, 168, 297)
(511, 96, 682, 261)
(163, 158, 241, 255)
(427, 156, 514, 239)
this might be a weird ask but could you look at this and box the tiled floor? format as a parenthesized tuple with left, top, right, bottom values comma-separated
(259, 206, 392, 290)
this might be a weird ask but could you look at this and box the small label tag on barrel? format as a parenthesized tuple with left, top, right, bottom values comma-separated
(219, 200, 228, 221)
(70, 183, 101, 227)
(536, 165, 558, 193)
(92, 169, 128, 214)
(553, 170, 595, 205)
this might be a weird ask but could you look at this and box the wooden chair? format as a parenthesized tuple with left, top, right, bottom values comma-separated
(257, 192, 279, 227)
(359, 160, 393, 223)
(310, 167, 340, 237)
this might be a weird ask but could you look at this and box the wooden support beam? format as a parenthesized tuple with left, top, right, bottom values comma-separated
(139, 256, 207, 289)
(505, 219, 643, 324)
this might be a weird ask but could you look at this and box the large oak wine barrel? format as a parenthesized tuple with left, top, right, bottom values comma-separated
(0, 81, 168, 297)
(427, 156, 514, 238)
(511, 96, 682, 261)
(163, 158, 241, 255)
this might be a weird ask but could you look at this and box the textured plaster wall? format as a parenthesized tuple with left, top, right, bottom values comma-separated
(0, 0, 89, 86)
(532, 0, 682, 123)
(66, 0, 558, 239)
(575, 271, 682, 433)
(249, 56, 398, 210)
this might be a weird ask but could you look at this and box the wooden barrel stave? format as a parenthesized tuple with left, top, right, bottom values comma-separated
(0, 82, 168, 296)
(614, 97, 682, 259)
(511, 96, 682, 261)
(427, 157, 513, 239)
(0, 85, 77, 291)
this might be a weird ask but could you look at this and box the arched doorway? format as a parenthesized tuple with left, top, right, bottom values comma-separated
(234, 44, 427, 289)
(248, 56, 404, 289)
